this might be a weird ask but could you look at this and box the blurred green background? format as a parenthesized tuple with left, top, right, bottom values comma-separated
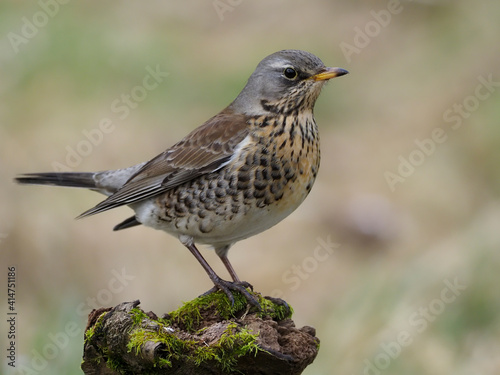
(1, 1, 500, 374)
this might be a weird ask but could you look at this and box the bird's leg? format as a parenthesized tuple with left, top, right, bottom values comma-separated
(220, 253, 240, 282)
(216, 245, 254, 291)
(220, 252, 289, 314)
(180, 237, 259, 309)
(218, 253, 254, 291)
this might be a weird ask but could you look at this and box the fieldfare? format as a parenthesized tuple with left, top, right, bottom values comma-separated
(16, 49, 348, 306)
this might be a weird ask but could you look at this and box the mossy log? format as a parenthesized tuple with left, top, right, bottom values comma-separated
(81, 291, 319, 374)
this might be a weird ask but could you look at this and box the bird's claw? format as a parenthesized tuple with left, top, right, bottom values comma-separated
(203, 279, 260, 310)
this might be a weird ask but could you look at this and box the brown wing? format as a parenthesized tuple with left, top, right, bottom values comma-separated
(77, 108, 249, 218)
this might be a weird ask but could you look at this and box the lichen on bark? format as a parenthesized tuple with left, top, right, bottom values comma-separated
(82, 291, 319, 374)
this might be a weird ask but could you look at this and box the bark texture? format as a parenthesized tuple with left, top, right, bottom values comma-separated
(81, 292, 319, 375)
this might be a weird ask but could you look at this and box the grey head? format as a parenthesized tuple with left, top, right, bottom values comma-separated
(229, 49, 348, 116)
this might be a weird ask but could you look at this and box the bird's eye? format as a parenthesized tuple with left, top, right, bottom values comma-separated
(283, 67, 298, 80)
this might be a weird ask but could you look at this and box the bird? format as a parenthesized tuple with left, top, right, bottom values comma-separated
(15, 49, 348, 307)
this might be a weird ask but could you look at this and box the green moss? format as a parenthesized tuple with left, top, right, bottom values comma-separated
(257, 296, 293, 321)
(216, 322, 261, 371)
(128, 326, 194, 368)
(83, 311, 129, 373)
(127, 319, 261, 372)
(106, 355, 126, 373)
(129, 307, 151, 326)
(84, 311, 108, 343)
(166, 289, 292, 332)
(123, 291, 290, 373)
(166, 290, 247, 332)
(191, 322, 261, 372)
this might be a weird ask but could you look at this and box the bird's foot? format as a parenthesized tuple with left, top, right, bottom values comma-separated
(203, 278, 260, 310)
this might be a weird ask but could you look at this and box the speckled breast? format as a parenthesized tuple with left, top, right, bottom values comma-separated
(151, 112, 320, 246)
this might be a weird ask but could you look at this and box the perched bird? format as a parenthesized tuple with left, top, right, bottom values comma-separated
(15, 50, 348, 306)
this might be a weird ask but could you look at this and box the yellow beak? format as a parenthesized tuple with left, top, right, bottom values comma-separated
(311, 67, 349, 81)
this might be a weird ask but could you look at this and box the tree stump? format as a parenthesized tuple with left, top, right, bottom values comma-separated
(81, 291, 319, 374)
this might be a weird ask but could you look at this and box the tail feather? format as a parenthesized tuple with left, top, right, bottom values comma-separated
(15, 172, 97, 189)
(113, 216, 142, 231)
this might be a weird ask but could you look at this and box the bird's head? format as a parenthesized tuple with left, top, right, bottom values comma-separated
(230, 49, 348, 116)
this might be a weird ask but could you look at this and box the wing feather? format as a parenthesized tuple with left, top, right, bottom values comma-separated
(77, 109, 249, 218)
